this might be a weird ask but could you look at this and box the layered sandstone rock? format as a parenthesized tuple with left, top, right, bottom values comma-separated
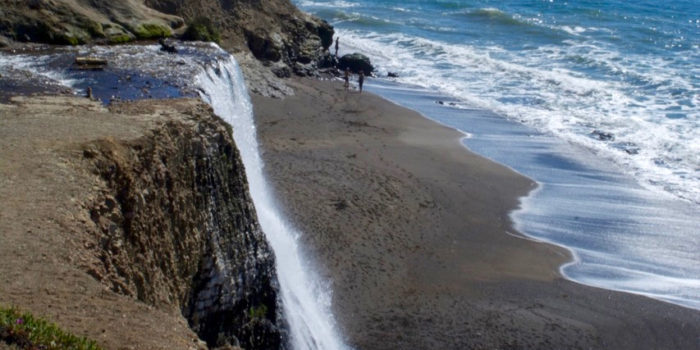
(0, 96, 282, 349)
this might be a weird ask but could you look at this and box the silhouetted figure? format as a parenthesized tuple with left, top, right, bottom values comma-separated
(358, 71, 365, 92)
(86, 86, 93, 100)
(335, 37, 339, 57)
(344, 68, 350, 89)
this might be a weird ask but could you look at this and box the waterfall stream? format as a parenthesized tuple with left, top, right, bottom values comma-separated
(0, 44, 348, 349)
(195, 55, 349, 350)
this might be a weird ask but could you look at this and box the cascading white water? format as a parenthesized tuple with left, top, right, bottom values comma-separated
(195, 54, 349, 350)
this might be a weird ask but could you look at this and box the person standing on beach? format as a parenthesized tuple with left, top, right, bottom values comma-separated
(358, 71, 365, 92)
(344, 68, 350, 89)
(335, 37, 340, 57)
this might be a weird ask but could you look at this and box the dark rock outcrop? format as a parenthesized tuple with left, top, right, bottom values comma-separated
(317, 52, 339, 69)
(338, 53, 374, 75)
(83, 99, 283, 349)
(144, 0, 335, 95)
(145, 0, 334, 65)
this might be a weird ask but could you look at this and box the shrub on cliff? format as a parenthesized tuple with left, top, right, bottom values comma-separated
(181, 17, 221, 43)
(0, 306, 101, 349)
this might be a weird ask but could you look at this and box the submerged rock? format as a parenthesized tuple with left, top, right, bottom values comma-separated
(338, 53, 374, 75)
(592, 130, 615, 141)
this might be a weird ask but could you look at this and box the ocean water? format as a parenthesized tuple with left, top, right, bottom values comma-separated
(294, 0, 700, 310)
(298, 0, 699, 204)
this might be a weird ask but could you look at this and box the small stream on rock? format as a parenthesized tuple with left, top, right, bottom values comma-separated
(0, 43, 349, 350)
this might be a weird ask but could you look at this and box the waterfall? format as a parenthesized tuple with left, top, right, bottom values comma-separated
(195, 54, 348, 350)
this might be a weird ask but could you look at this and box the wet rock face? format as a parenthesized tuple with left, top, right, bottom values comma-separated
(83, 99, 283, 349)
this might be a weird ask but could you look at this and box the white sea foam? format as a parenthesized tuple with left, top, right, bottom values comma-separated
(299, 0, 357, 8)
(335, 28, 700, 204)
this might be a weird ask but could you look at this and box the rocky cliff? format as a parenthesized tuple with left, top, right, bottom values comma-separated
(0, 96, 283, 350)
(84, 99, 284, 349)
(145, 0, 335, 97)
(0, 0, 335, 97)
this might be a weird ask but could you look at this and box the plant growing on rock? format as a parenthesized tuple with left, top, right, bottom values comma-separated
(247, 304, 269, 320)
(181, 17, 221, 43)
(132, 23, 172, 39)
(0, 306, 101, 350)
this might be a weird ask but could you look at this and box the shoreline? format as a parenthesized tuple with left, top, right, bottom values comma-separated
(252, 77, 700, 349)
(364, 77, 700, 312)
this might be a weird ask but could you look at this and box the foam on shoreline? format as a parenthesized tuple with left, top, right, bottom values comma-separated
(363, 78, 700, 311)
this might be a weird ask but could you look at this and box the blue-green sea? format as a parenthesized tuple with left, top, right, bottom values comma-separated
(300, 0, 699, 203)
(295, 0, 700, 310)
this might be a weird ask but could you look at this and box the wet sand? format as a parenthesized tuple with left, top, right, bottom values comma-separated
(252, 78, 700, 349)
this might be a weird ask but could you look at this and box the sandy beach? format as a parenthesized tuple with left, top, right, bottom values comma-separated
(253, 78, 700, 349)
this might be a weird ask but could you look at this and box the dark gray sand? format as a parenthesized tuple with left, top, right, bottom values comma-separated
(252, 79, 700, 350)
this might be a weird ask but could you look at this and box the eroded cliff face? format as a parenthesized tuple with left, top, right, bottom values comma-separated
(145, 0, 333, 64)
(0, 95, 283, 350)
(145, 0, 335, 97)
(82, 99, 284, 349)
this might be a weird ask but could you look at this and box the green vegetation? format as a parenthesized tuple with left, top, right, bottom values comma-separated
(84, 21, 105, 38)
(58, 33, 80, 46)
(108, 34, 132, 44)
(247, 304, 268, 320)
(132, 23, 172, 39)
(0, 306, 102, 350)
(181, 17, 221, 43)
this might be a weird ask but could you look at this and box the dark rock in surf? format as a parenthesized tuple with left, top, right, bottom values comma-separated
(338, 53, 374, 75)
(387, 72, 399, 78)
(592, 130, 615, 141)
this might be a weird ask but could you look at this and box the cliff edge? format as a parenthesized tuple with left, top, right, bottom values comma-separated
(0, 0, 335, 98)
(0, 96, 283, 349)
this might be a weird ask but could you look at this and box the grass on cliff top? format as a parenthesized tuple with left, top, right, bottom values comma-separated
(0, 306, 101, 350)
(132, 23, 172, 39)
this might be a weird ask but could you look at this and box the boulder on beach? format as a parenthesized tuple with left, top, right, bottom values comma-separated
(338, 53, 374, 75)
